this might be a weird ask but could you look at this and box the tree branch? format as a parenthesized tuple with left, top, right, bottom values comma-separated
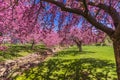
(41, 0, 114, 36)
(83, 0, 89, 14)
(88, 2, 120, 28)
(84, 13, 114, 36)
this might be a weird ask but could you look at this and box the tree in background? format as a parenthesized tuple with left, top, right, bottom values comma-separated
(60, 26, 105, 52)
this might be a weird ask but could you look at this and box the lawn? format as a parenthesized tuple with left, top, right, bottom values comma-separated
(0, 44, 46, 61)
(15, 46, 117, 80)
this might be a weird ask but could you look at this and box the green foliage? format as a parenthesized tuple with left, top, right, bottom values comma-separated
(15, 46, 117, 80)
(104, 36, 113, 46)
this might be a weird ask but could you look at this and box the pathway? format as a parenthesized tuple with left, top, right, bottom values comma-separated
(0, 50, 53, 80)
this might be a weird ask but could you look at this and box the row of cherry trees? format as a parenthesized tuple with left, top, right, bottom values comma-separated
(0, 0, 105, 48)
(0, 0, 105, 46)
(0, 0, 119, 79)
(0, 25, 105, 50)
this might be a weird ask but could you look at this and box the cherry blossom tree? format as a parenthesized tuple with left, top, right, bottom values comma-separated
(59, 26, 106, 52)
(0, 0, 120, 79)
(42, 30, 62, 47)
(29, 0, 120, 79)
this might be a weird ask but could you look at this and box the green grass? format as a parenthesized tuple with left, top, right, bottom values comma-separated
(0, 44, 46, 61)
(55, 46, 115, 61)
(15, 46, 117, 80)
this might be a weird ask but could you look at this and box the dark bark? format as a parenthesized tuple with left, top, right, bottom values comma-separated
(31, 40, 35, 50)
(0, 32, 2, 36)
(77, 41, 82, 52)
(73, 37, 82, 52)
(111, 23, 120, 80)
(113, 40, 120, 80)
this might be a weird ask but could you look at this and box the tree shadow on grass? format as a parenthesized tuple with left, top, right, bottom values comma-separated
(14, 58, 117, 80)
(0, 44, 45, 60)
(54, 50, 95, 57)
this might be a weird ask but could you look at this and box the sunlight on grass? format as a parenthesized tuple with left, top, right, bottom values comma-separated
(15, 46, 117, 80)
(53, 46, 115, 61)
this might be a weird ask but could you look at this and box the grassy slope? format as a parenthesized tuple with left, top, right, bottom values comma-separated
(15, 46, 117, 80)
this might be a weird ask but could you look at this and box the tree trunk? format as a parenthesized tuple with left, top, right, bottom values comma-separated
(31, 40, 35, 50)
(78, 43, 82, 52)
(77, 41, 82, 52)
(113, 40, 120, 80)
(72, 37, 82, 52)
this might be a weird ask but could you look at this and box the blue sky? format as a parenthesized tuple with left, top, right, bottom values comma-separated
(35, 0, 113, 30)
